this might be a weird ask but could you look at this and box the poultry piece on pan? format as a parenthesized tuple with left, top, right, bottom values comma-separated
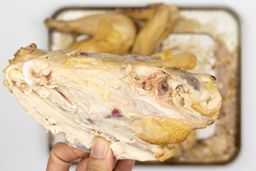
(118, 4, 179, 55)
(3, 44, 221, 161)
(45, 4, 178, 57)
(45, 13, 136, 54)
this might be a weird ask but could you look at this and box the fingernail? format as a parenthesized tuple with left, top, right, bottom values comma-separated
(91, 138, 108, 159)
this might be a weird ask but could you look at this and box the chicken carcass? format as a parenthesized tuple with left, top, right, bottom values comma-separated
(3, 44, 221, 161)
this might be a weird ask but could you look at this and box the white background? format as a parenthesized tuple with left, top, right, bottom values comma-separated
(0, 0, 255, 170)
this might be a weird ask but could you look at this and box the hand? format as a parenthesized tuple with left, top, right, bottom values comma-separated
(46, 137, 135, 171)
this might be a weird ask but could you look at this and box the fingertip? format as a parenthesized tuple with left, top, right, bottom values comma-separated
(86, 137, 114, 171)
(91, 137, 109, 159)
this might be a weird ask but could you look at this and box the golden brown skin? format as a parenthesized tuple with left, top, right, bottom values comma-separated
(134, 116, 192, 144)
(153, 49, 198, 70)
(45, 14, 136, 54)
(10, 43, 47, 64)
(119, 4, 179, 56)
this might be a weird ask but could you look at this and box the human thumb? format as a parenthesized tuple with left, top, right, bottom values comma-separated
(86, 137, 113, 171)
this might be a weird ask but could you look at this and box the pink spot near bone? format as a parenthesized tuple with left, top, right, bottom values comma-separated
(111, 108, 122, 117)
(106, 108, 122, 118)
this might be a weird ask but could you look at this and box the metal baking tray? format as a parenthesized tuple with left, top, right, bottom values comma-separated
(46, 5, 241, 165)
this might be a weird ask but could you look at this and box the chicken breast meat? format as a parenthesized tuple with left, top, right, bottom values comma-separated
(3, 44, 221, 161)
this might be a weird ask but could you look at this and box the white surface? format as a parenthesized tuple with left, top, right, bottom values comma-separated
(0, 0, 255, 170)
